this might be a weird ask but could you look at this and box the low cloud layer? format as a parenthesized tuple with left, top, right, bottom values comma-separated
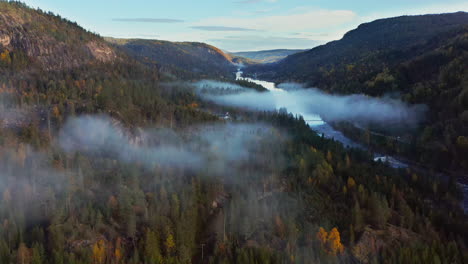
(58, 116, 202, 169)
(195, 80, 248, 92)
(58, 116, 285, 181)
(198, 81, 426, 126)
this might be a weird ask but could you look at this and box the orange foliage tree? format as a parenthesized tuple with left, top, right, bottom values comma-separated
(316, 227, 345, 255)
(17, 243, 31, 264)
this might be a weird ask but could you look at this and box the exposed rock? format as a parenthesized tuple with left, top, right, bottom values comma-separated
(0, 33, 11, 47)
(87, 41, 117, 62)
(352, 225, 420, 263)
(0, 7, 118, 70)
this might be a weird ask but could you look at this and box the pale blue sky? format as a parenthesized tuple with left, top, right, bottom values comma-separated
(23, 0, 468, 51)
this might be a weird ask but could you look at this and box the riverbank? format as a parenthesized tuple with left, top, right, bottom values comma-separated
(236, 69, 468, 213)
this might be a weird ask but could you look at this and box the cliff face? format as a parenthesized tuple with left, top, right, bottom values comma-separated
(0, 2, 117, 70)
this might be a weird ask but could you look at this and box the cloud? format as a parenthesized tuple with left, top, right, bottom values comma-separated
(58, 116, 285, 180)
(112, 18, 184, 23)
(194, 9, 357, 32)
(191, 26, 258, 32)
(198, 81, 427, 126)
(195, 80, 249, 91)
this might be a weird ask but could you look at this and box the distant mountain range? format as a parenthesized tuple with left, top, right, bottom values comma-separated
(230, 49, 306, 63)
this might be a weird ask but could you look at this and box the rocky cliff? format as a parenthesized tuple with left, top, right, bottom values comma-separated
(0, 2, 117, 70)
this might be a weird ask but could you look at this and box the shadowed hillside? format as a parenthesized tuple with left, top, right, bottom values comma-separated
(248, 12, 468, 84)
(107, 38, 237, 80)
(247, 12, 468, 171)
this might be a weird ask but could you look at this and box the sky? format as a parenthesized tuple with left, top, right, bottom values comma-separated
(22, 0, 468, 52)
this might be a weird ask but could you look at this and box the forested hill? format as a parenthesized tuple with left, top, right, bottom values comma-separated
(248, 12, 468, 84)
(0, 1, 118, 71)
(246, 12, 468, 171)
(107, 38, 237, 80)
(0, 1, 216, 127)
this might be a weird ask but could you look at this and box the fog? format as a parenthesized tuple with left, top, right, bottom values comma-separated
(195, 80, 247, 91)
(58, 115, 202, 169)
(198, 81, 426, 126)
(58, 115, 285, 181)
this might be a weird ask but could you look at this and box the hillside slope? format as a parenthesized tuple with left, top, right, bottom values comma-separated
(107, 38, 237, 80)
(247, 12, 468, 171)
(0, 2, 117, 71)
(0, 1, 214, 128)
(248, 12, 468, 84)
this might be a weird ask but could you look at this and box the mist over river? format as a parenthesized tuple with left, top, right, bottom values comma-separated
(236, 70, 395, 162)
(236, 70, 468, 212)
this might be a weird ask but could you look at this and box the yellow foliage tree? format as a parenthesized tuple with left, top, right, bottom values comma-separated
(317, 227, 328, 245)
(92, 239, 106, 264)
(114, 237, 123, 263)
(316, 227, 345, 256)
(0, 50, 11, 65)
(165, 233, 175, 255)
(52, 106, 60, 119)
(347, 177, 356, 189)
(327, 228, 344, 255)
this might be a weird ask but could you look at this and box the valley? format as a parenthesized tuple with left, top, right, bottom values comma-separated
(0, 1, 467, 263)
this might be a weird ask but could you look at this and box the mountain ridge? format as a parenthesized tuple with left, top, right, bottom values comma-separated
(107, 37, 237, 80)
(247, 12, 468, 83)
(230, 49, 306, 63)
(245, 12, 468, 171)
(0, 1, 118, 71)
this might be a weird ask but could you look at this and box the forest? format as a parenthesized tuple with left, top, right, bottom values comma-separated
(247, 13, 468, 173)
(0, 1, 467, 264)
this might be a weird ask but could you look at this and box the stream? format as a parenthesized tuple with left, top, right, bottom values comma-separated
(236, 70, 468, 212)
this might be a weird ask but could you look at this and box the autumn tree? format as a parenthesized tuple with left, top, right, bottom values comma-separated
(114, 238, 123, 264)
(0, 50, 11, 65)
(164, 230, 176, 256)
(92, 240, 106, 264)
(17, 243, 30, 264)
(316, 227, 344, 256)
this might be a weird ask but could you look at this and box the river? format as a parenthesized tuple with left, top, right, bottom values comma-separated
(236, 70, 406, 167)
(236, 70, 468, 212)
